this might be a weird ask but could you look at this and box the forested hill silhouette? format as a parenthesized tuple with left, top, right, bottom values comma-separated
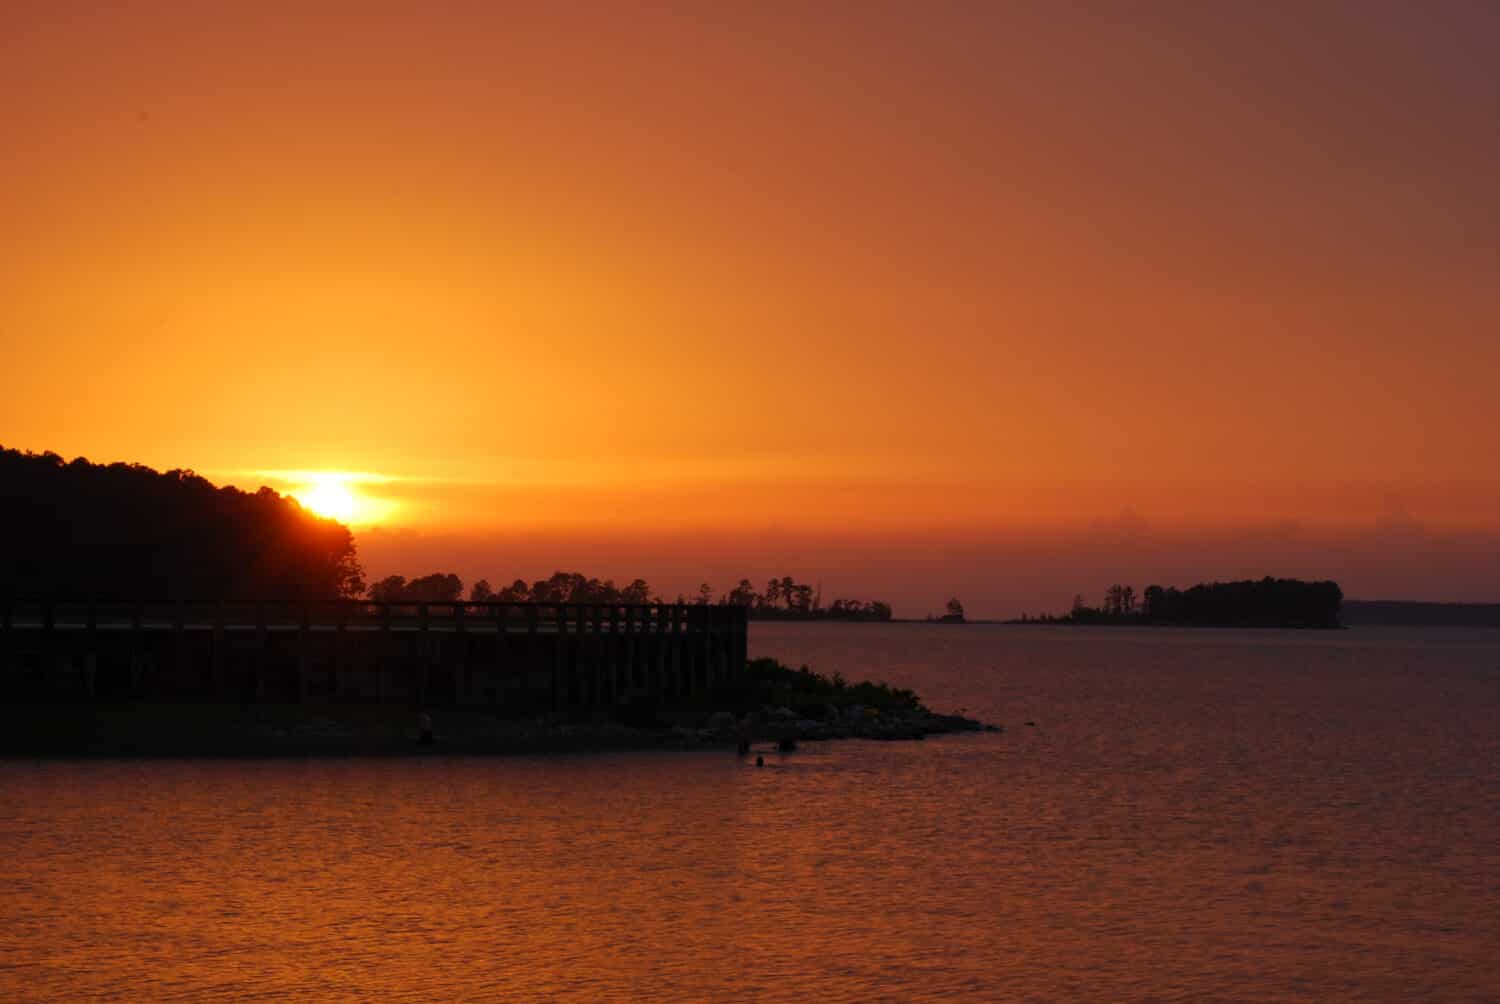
(0, 447, 364, 602)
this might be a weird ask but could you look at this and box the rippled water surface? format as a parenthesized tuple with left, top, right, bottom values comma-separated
(4, 624, 1498, 1002)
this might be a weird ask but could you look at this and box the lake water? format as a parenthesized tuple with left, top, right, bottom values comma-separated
(3, 624, 1498, 1002)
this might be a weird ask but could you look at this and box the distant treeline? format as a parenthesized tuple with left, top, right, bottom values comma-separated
(1020, 577, 1343, 628)
(1342, 600, 1500, 628)
(369, 571, 893, 620)
(0, 447, 365, 602)
(370, 571, 651, 606)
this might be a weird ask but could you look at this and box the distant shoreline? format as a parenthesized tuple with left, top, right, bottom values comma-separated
(1340, 599, 1500, 628)
(998, 619, 1346, 630)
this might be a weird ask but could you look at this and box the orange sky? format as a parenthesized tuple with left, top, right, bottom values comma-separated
(3, 3, 1498, 613)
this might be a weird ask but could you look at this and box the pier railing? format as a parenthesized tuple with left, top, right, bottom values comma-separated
(1, 599, 749, 709)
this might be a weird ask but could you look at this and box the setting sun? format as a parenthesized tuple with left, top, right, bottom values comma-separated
(298, 479, 356, 521)
(287, 472, 395, 526)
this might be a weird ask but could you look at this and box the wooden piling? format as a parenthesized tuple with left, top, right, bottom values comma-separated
(623, 604, 637, 694)
(551, 604, 565, 712)
(84, 601, 98, 698)
(211, 604, 226, 698)
(174, 601, 188, 694)
(454, 600, 467, 703)
(606, 605, 619, 703)
(588, 605, 601, 706)
(527, 604, 540, 707)
(296, 602, 310, 702)
(132, 601, 146, 696)
(327, 604, 342, 698)
(254, 602, 267, 702)
(0, 598, 12, 690)
(378, 602, 392, 703)
(418, 603, 431, 706)
(491, 603, 507, 706)
(663, 603, 675, 696)
(41, 600, 55, 693)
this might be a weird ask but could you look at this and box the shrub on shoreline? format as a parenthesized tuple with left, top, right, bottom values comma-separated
(717, 657, 924, 716)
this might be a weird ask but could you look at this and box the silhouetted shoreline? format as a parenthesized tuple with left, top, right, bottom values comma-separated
(0, 657, 996, 758)
(0, 704, 995, 758)
(1012, 578, 1345, 629)
(1341, 600, 1500, 628)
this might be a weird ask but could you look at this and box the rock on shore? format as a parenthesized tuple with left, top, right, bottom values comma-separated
(694, 705, 999, 745)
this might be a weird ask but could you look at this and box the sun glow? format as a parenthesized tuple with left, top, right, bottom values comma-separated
(300, 479, 356, 520)
(289, 472, 394, 526)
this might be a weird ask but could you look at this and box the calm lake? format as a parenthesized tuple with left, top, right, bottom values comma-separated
(3, 624, 1497, 1002)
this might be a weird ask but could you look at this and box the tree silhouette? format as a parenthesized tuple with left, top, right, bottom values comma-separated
(727, 579, 759, 607)
(0, 446, 364, 601)
(367, 567, 894, 620)
(368, 573, 462, 603)
(1136, 577, 1341, 627)
(1049, 578, 1342, 627)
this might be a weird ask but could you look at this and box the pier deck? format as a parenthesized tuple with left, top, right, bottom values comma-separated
(1, 600, 748, 710)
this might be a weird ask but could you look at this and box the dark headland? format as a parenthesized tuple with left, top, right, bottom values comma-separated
(0, 447, 994, 757)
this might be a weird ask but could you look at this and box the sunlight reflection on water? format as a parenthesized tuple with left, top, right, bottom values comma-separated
(2, 624, 1497, 1001)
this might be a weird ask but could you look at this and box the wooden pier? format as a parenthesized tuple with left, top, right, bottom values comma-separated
(0, 600, 748, 711)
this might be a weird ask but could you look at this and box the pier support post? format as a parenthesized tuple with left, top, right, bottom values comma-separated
(296, 602, 310, 703)
(131, 602, 146, 697)
(211, 605, 226, 698)
(663, 603, 675, 696)
(526, 605, 540, 709)
(623, 605, 637, 695)
(378, 603, 392, 703)
(698, 605, 710, 691)
(84, 602, 98, 699)
(492, 603, 508, 707)
(606, 605, 619, 703)
(455, 601, 468, 704)
(174, 601, 188, 696)
(41, 600, 56, 696)
(589, 605, 602, 706)
(732, 605, 747, 679)
(419, 604, 431, 706)
(551, 604, 565, 712)
(570, 604, 582, 706)
(333, 606, 346, 698)
(708, 606, 722, 690)
(254, 603, 267, 702)
(0, 598, 12, 694)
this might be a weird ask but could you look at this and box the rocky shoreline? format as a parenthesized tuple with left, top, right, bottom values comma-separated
(246, 704, 1000, 755)
(690, 703, 997, 746)
(0, 701, 998, 757)
(0, 657, 999, 757)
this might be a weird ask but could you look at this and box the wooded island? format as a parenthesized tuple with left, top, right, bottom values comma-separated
(1016, 578, 1344, 629)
